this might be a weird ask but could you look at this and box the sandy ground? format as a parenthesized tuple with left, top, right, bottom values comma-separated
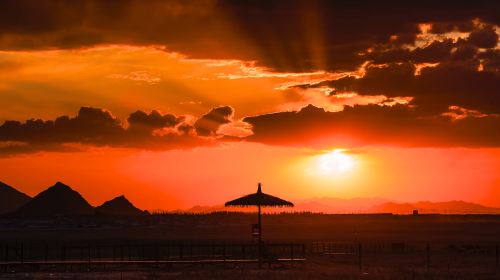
(1, 257, 499, 280)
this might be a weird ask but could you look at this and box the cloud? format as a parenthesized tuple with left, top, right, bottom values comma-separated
(430, 21, 474, 34)
(0, 107, 124, 144)
(0, 0, 498, 73)
(1, 101, 499, 156)
(194, 106, 234, 136)
(243, 104, 500, 148)
(127, 110, 182, 134)
(304, 61, 499, 115)
(107, 71, 161, 84)
(467, 25, 499, 48)
(0, 106, 225, 155)
(0, 1, 498, 152)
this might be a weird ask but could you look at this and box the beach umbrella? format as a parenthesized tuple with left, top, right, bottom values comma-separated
(225, 183, 293, 267)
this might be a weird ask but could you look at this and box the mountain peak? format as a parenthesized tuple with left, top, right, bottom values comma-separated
(0, 181, 31, 214)
(14, 182, 93, 217)
(370, 200, 500, 214)
(95, 195, 146, 216)
(52, 181, 71, 189)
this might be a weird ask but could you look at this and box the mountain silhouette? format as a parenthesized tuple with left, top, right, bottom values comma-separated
(185, 198, 390, 214)
(369, 200, 500, 214)
(185, 197, 500, 214)
(291, 197, 391, 213)
(0, 181, 31, 214)
(95, 195, 147, 216)
(14, 182, 94, 216)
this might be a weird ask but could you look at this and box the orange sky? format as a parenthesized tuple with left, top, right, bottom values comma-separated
(0, 1, 499, 210)
(0, 143, 499, 210)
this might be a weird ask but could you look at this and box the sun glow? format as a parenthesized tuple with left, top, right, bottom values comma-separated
(316, 149, 355, 176)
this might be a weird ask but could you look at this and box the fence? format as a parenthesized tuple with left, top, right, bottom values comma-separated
(0, 241, 306, 272)
(1, 240, 499, 273)
(310, 241, 500, 272)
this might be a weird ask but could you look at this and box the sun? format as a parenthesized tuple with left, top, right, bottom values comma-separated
(316, 149, 355, 176)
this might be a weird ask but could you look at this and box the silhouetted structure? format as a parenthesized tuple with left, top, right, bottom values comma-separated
(14, 182, 93, 216)
(0, 181, 31, 214)
(95, 195, 148, 216)
(225, 183, 293, 267)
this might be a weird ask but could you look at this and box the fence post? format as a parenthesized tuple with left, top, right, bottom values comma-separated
(20, 242, 24, 264)
(358, 243, 362, 271)
(496, 244, 499, 270)
(426, 243, 430, 271)
(45, 243, 48, 262)
(223, 243, 226, 262)
(88, 244, 91, 271)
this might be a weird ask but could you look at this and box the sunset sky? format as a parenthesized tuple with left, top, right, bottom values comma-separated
(0, 0, 499, 210)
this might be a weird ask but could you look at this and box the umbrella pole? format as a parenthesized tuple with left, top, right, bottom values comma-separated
(258, 203, 262, 269)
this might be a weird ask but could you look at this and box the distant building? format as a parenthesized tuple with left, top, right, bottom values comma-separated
(412, 209, 419, 215)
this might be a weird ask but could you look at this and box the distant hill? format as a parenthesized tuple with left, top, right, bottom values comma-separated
(0, 181, 31, 214)
(292, 197, 391, 213)
(14, 182, 94, 216)
(369, 201, 500, 214)
(185, 197, 391, 214)
(95, 195, 147, 216)
(184, 197, 500, 214)
(184, 204, 250, 213)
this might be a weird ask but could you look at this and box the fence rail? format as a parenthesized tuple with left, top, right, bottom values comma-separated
(0, 242, 305, 272)
(1, 241, 499, 273)
(309, 241, 500, 271)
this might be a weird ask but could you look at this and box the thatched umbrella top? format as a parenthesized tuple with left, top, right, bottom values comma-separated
(225, 183, 294, 207)
(224, 183, 293, 268)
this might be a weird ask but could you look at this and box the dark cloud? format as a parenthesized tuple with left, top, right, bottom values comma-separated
(194, 106, 233, 136)
(367, 37, 492, 66)
(451, 42, 478, 61)
(0, 106, 224, 155)
(412, 39, 456, 63)
(430, 21, 475, 34)
(0, 0, 498, 72)
(0, 107, 123, 144)
(467, 25, 499, 48)
(0, 1, 498, 151)
(127, 110, 182, 136)
(222, 1, 499, 71)
(305, 61, 499, 115)
(478, 49, 500, 71)
(243, 104, 500, 148)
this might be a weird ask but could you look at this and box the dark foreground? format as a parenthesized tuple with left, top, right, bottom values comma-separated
(1, 257, 499, 280)
(0, 213, 499, 279)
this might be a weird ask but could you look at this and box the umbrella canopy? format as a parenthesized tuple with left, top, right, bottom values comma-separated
(225, 183, 294, 207)
(224, 183, 293, 268)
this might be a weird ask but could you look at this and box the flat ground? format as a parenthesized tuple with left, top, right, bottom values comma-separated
(0, 213, 499, 279)
(1, 213, 500, 242)
(1, 258, 499, 280)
